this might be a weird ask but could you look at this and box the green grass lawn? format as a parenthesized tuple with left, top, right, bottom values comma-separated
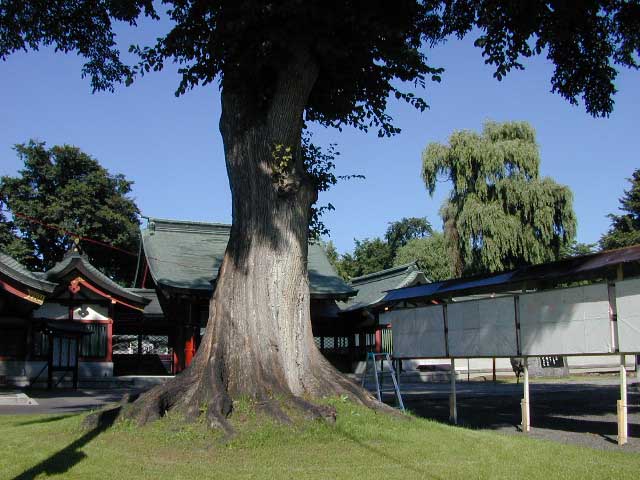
(1, 397, 638, 480)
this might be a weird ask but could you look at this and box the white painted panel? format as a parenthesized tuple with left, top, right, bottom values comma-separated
(33, 303, 68, 319)
(447, 297, 517, 357)
(385, 305, 446, 358)
(73, 304, 108, 321)
(519, 283, 611, 355)
(615, 278, 640, 352)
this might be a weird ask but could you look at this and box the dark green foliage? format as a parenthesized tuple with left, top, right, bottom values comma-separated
(0, 141, 141, 284)
(328, 217, 437, 280)
(0, 208, 31, 261)
(423, 121, 577, 276)
(2, 1, 637, 132)
(0, 209, 15, 248)
(0, 1, 157, 92)
(385, 217, 433, 254)
(439, 1, 640, 117)
(560, 241, 598, 258)
(600, 169, 640, 250)
(394, 231, 452, 281)
(322, 240, 340, 267)
(338, 238, 394, 280)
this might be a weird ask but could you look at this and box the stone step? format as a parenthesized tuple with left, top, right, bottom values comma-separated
(0, 392, 38, 405)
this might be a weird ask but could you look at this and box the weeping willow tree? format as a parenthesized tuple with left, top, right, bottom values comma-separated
(422, 121, 576, 277)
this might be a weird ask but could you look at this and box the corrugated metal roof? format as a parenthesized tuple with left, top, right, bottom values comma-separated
(142, 218, 356, 298)
(383, 244, 640, 304)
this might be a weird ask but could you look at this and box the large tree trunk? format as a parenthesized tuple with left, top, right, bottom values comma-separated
(125, 50, 377, 429)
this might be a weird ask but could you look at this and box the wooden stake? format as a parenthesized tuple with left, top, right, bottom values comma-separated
(450, 358, 457, 425)
(522, 358, 530, 432)
(492, 357, 496, 383)
(618, 354, 628, 445)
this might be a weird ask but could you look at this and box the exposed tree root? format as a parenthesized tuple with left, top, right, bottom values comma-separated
(84, 350, 398, 432)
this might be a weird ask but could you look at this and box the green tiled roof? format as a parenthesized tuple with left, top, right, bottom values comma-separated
(0, 251, 57, 293)
(127, 288, 164, 317)
(339, 262, 427, 312)
(142, 218, 356, 299)
(46, 250, 148, 306)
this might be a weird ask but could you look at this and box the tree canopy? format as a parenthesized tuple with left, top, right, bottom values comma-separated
(385, 216, 433, 254)
(600, 169, 640, 250)
(328, 217, 436, 279)
(394, 231, 452, 281)
(0, 141, 141, 284)
(2, 1, 639, 130)
(423, 121, 577, 276)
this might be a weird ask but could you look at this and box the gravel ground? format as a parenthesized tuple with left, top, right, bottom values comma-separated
(383, 376, 640, 452)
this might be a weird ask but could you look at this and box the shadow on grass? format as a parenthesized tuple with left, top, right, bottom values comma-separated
(401, 384, 639, 448)
(332, 423, 444, 480)
(11, 407, 121, 480)
(14, 415, 75, 427)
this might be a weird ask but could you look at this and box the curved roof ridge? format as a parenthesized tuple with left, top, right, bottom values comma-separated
(0, 251, 57, 293)
(148, 218, 231, 234)
(340, 263, 426, 313)
(46, 251, 148, 305)
(349, 262, 418, 285)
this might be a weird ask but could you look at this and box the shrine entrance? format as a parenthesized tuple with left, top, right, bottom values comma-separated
(42, 321, 93, 389)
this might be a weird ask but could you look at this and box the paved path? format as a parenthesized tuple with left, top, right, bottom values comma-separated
(0, 388, 140, 415)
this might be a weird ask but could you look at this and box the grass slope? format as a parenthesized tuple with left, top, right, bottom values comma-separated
(1, 397, 638, 480)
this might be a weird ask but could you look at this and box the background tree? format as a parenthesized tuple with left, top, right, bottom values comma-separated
(560, 241, 598, 258)
(2, 1, 638, 427)
(600, 169, 640, 250)
(0, 209, 30, 260)
(0, 141, 140, 284)
(394, 231, 452, 281)
(340, 238, 394, 279)
(423, 121, 577, 276)
(329, 217, 433, 280)
(385, 217, 433, 254)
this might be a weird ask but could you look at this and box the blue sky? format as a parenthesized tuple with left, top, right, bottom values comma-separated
(1, 29, 638, 254)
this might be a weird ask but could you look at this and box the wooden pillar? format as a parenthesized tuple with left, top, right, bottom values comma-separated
(521, 358, 530, 432)
(614, 265, 628, 445)
(73, 337, 81, 389)
(184, 328, 196, 368)
(375, 327, 382, 354)
(106, 320, 113, 362)
(106, 301, 114, 363)
(449, 358, 457, 424)
(618, 354, 628, 445)
(137, 315, 143, 374)
(47, 334, 53, 390)
(492, 357, 496, 383)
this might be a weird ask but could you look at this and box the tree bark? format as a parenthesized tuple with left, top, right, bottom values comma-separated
(125, 50, 378, 429)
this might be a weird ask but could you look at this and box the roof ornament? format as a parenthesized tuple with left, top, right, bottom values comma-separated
(68, 278, 81, 294)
